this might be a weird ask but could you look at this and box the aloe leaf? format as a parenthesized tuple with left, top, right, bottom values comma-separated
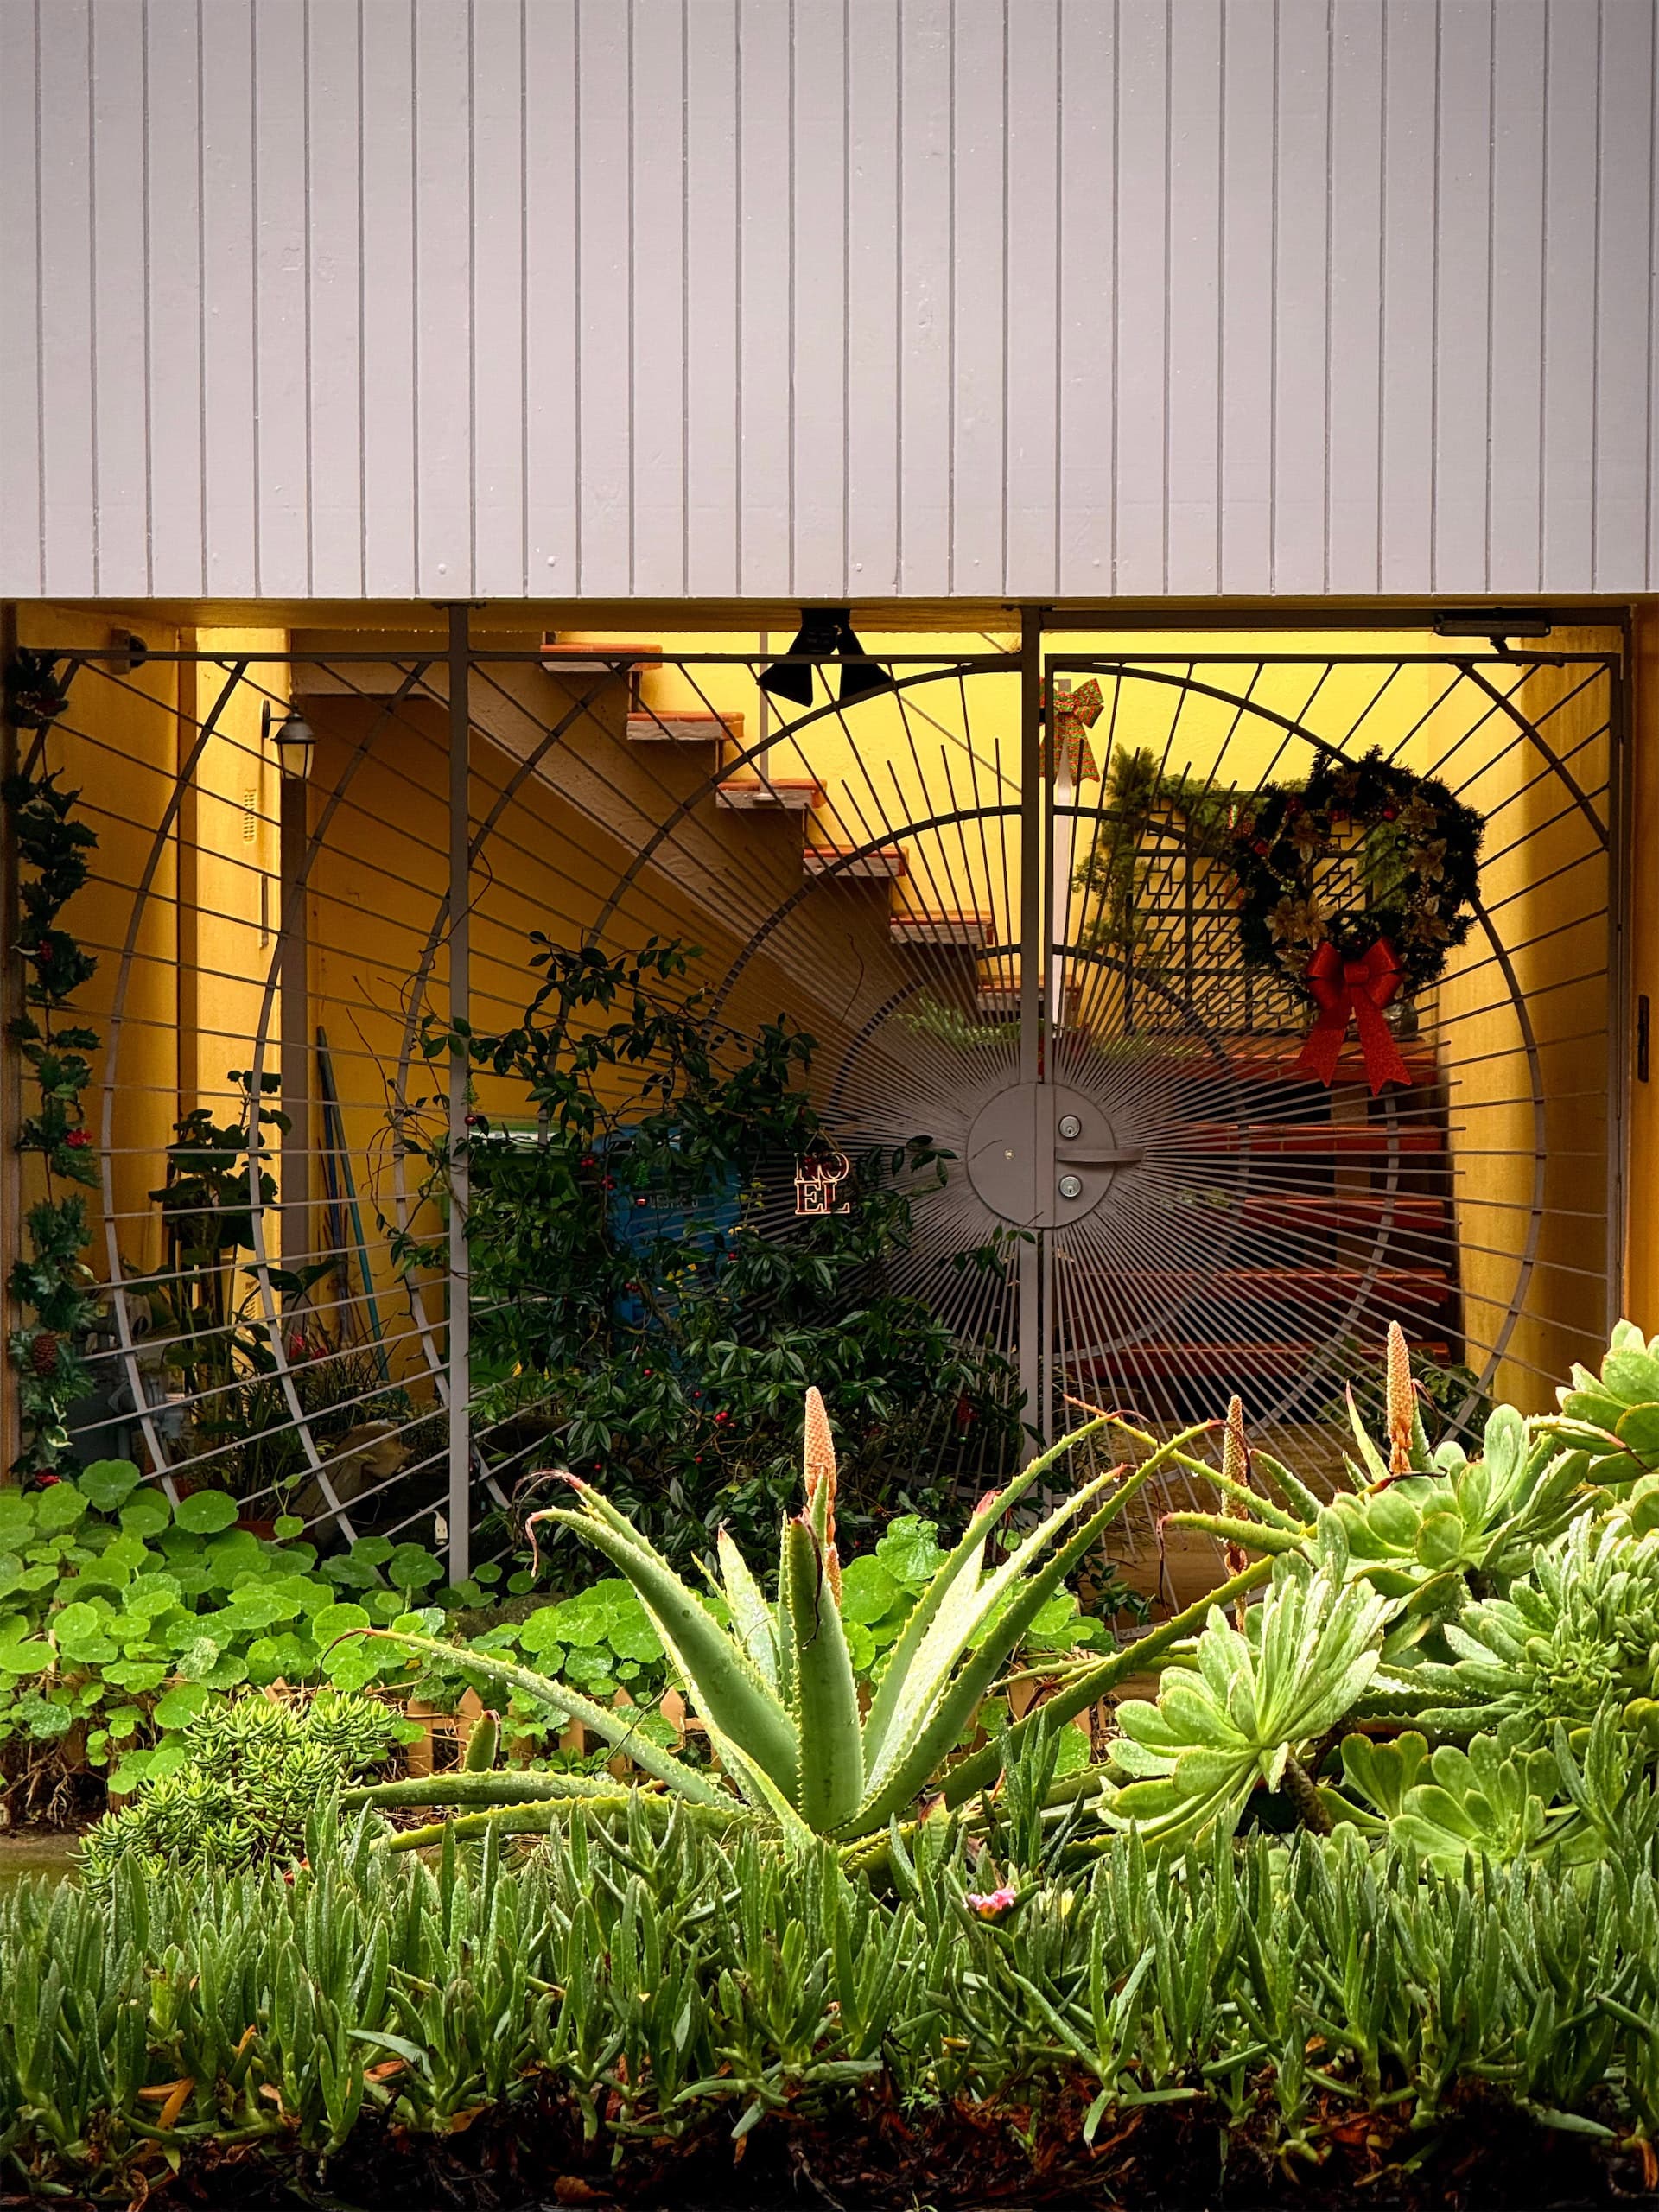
(341, 1770, 631, 1811)
(847, 1485, 1139, 1836)
(1346, 1385, 1391, 1485)
(861, 1418, 1109, 1769)
(717, 1529, 779, 1694)
(531, 1505, 798, 1796)
(782, 1518, 863, 1829)
(942, 1554, 1275, 1808)
(354, 1628, 731, 1805)
(1254, 1452, 1325, 1525)
(1160, 1511, 1309, 1555)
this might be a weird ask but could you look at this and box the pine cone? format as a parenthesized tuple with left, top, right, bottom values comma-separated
(29, 1332, 60, 1378)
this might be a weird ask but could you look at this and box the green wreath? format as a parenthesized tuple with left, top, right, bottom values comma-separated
(1229, 748, 1484, 1001)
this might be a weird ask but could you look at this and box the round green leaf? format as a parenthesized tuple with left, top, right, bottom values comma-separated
(0, 1640, 54, 1674)
(312, 1600, 372, 1643)
(386, 1543, 444, 1592)
(350, 1535, 394, 1566)
(153, 1682, 214, 1729)
(174, 1488, 238, 1535)
(78, 1459, 143, 1513)
(321, 1643, 382, 1689)
(118, 1488, 173, 1539)
(273, 1515, 306, 1541)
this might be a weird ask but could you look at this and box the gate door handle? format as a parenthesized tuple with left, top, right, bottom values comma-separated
(1055, 1142, 1144, 1168)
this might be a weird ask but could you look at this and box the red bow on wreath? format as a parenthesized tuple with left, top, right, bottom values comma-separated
(1295, 940, 1413, 1094)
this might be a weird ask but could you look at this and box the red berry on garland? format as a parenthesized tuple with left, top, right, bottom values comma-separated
(65, 1129, 91, 1149)
(37, 942, 53, 960)
(35, 1472, 60, 1488)
(29, 1332, 60, 1377)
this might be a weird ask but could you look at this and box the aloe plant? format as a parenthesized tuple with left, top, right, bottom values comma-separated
(355, 1392, 1228, 1847)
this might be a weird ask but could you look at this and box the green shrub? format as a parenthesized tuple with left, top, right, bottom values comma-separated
(78, 1690, 410, 1886)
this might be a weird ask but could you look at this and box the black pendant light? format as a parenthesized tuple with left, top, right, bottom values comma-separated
(759, 607, 893, 708)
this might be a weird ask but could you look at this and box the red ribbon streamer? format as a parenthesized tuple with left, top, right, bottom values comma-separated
(1295, 938, 1413, 1093)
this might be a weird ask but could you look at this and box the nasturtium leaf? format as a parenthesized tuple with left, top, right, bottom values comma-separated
(0, 1641, 54, 1673)
(842, 1619, 877, 1674)
(78, 1459, 143, 1513)
(350, 1535, 394, 1567)
(0, 1497, 35, 1547)
(321, 1554, 379, 1590)
(175, 1637, 226, 1681)
(321, 1643, 381, 1689)
(516, 1608, 565, 1656)
(386, 1543, 444, 1592)
(838, 1555, 900, 1624)
(118, 1488, 173, 1539)
(273, 1515, 306, 1541)
(506, 1570, 535, 1596)
(471, 1561, 503, 1586)
(123, 1572, 183, 1618)
(392, 1608, 444, 1638)
(312, 1601, 372, 1642)
(100, 1660, 168, 1691)
(32, 1484, 87, 1535)
(173, 1489, 238, 1535)
(365, 1589, 405, 1622)
(0, 1554, 23, 1600)
(245, 1633, 315, 1684)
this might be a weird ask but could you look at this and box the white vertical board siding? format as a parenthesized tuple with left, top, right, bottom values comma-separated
(6, 0, 1656, 602)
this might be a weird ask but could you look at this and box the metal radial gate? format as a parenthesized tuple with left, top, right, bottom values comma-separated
(8, 611, 1624, 1573)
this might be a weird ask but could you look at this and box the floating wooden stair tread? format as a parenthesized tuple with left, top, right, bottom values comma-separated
(627, 709, 743, 742)
(1229, 1192, 1448, 1230)
(1073, 1340, 1452, 1381)
(1179, 1122, 1445, 1156)
(1057, 1264, 1451, 1303)
(539, 635, 661, 672)
(890, 911, 995, 949)
(976, 980, 1084, 1018)
(803, 843, 909, 880)
(715, 775, 824, 812)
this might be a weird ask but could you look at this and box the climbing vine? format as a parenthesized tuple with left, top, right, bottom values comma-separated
(4, 649, 103, 1475)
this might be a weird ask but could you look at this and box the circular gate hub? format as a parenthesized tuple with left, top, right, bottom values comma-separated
(964, 1081, 1142, 1228)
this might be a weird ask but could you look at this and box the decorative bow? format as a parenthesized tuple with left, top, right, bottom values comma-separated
(1046, 677, 1103, 781)
(1295, 939, 1413, 1093)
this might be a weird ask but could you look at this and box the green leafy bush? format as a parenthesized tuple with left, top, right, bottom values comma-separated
(79, 1690, 410, 1886)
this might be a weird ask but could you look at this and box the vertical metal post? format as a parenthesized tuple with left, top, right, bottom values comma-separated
(1607, 649, 1630, 1329)
(278, 756, 311, 1273)
(1018, 608, 1046, 1452)
(446, 607, 472, 1580)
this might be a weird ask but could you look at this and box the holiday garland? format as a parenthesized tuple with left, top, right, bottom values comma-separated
(4, 649, 103, 1474)
(1228, 748, 1484, 1091)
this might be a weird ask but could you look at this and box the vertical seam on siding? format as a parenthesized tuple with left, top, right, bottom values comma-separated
(87, 0, 99, 592)
(196, 0, 207, 592)
(1375, 0, 1386, 592)
(1054, 0, 1064, 595)
(733, 0, 741, 591)
(626, 0, 636, 594)
(303, 0, 315, 594)
(34, 0, 45, 591)
(519, 0, 528, 593)
(1001, 0, 1010, 596)
(1589, 0, 1603, 588)
(410, 1, 420, 589)
(1537, 0, 1549, 592)
(1484, 0, 1496, 591)
(573, 0, 582, 592)
(683, 0, 691, 596)
(1647, 0, 1657, 589)
(467, 0, 477, 593)
(894, 0, 903, 592)
(843, 0, 852, 597)
(1321, 0, 1333, 594)
(1216, 0, 1226, 593)
(1268, 0, 1278, 592)
(142, 0, 153, 591)
(788, 0, 798, 596)
(1109, 0, 1118, 588)
(947, 0, 956, 596)
(1160, 0, 1171, 593)
(1428, 0, 1440, 592)
(250, 0, 258, 594)
(357, 0, 366, 594)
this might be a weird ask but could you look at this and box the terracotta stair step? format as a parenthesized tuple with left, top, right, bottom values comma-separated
(539, 634, 662, 674)
(1070, 1339, 1452, 1382)
(715, 775, 824, 812)
(1173, 1122, 1446, 1157)
(890, 911, 995, 950)
(627, 709, 743, 743)
(804, 843, 909, 880)
(1055, 1264, 1452, 1304)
